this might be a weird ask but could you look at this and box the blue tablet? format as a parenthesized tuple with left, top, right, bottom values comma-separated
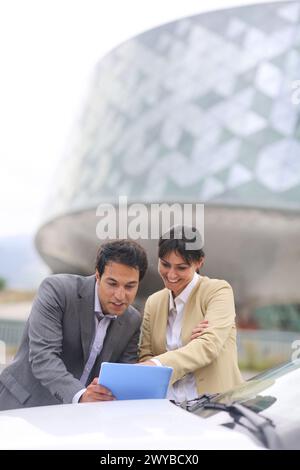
(98, 362, 173, 400)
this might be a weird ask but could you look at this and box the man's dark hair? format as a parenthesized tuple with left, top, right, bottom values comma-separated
(158, 225, 205, 264)
(95, 240, 148, 281)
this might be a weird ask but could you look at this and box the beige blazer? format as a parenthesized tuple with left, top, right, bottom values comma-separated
(139, 276, 244, 394)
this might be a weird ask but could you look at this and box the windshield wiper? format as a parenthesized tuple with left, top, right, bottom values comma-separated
(203, 401, 283, 450)
(171, 394, 219, 412)
(186, 394, 219, 411)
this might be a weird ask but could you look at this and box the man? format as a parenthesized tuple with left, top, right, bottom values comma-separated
(0, 240, 148, 410)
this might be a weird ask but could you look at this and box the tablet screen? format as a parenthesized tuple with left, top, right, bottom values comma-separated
(98, 362, 173, 400)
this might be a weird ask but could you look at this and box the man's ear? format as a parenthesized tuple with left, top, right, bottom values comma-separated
(95, 270, 100, 282)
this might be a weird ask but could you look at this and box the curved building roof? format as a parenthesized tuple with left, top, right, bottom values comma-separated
(44, 0, 300, 222)
(36, 1, 300, 311)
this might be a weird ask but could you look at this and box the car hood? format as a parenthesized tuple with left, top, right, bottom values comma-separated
(0, 399, 264, 450)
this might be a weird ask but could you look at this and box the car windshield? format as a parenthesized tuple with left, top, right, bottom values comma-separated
(193, 361, 300, 422)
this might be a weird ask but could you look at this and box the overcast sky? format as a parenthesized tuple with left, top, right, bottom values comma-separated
(0, 0, 284, 237)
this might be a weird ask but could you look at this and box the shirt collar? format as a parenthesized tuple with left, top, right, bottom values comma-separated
(169, 272, 200, 310)
(94, 283, 117, 320)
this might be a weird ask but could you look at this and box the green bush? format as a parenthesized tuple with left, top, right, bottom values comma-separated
(0, 277, 7, 291)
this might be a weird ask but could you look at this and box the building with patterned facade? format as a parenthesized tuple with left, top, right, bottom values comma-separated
(36, 1, 300, 319)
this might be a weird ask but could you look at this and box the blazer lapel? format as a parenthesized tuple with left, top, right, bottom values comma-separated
(99, 316, 124, 363)
(153, 289, 169, 355)
(181, 277, 203, 345)
(77, 275, 96, 364)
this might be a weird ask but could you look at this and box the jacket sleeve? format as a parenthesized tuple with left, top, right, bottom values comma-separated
(138, 297, 154, 362)
(154, 281, 236, 384)
(28, 277, 85, 404)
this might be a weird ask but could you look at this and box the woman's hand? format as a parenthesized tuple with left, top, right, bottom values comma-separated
(190, 319, 209, 341)
(138, 360, 157, 366)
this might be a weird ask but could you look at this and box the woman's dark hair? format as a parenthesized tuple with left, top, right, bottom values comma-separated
(95, 240, 148, 280)
(158, 225, 205, 264)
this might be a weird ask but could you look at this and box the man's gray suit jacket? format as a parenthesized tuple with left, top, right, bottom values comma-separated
(0, 274, 141, 410)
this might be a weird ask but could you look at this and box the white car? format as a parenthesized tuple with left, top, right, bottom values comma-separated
(0, 397, 262, 450)
(1, 360, 298, 450)
(182, 360, 300, 450)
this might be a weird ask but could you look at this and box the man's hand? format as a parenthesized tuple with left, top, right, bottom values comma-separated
(190, 319, 209, 341)
(79, 378, 115, 402)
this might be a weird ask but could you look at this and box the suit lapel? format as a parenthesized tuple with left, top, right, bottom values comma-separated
(92, 315, 125, 378)
(99, 316, 124, 363)
(77, 275, 96, 364)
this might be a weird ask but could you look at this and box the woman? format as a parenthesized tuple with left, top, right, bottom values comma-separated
(139, 225, 243, 401)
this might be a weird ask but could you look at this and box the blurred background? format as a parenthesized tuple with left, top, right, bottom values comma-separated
(1, 0, 300, 376)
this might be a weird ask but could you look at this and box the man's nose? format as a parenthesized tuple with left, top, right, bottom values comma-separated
(114, 286, 126, 301)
